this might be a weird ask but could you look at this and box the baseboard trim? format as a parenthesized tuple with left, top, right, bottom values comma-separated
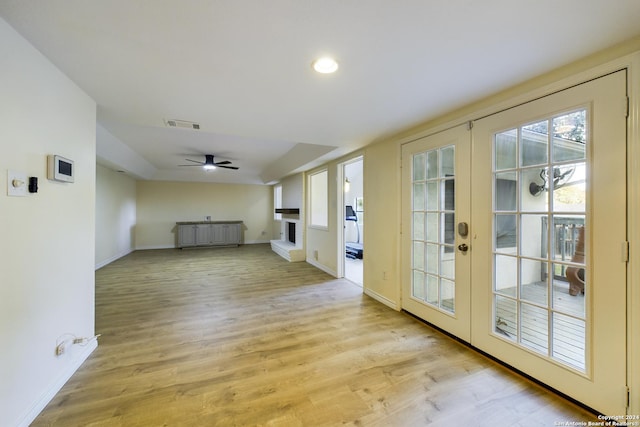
(364, 288, 399, 310)
(135, 244, 175, 250)
(306, 258, 337, 277)
(95, 248, 134, 270)
(16, 340, 97, 427)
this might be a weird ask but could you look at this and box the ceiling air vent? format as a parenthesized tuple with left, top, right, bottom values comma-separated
(165, 119, 200, 130)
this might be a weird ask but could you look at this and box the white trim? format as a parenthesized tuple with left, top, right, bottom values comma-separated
(337, 155, 366, 281)
(306, 258, 337, 276)
(135, 244, 175, 250)
(394, 140, 403, 308)
(364, 288, 400, 311)
(626, 51, 640, 415)
(336, 163, 345, 278)
(136, 242, 271, 252)
(95, 248, 134, 270)
(15, 341, 97, 427)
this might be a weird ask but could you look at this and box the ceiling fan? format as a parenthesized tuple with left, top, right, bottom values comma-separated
(179, 154, 239, 170)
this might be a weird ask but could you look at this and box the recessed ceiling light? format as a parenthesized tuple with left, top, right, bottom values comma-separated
(312, 57, 338, 74)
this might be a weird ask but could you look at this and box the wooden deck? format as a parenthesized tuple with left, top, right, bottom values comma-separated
(495, 280, 586, 371)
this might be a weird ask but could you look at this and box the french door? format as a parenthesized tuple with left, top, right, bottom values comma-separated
(402, 71, 628, 415)
(401, 124, 471, 341)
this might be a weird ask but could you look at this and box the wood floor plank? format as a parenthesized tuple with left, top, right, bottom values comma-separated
(31, 244, 596, 426)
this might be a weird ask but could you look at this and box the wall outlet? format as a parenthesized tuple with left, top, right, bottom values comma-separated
(314, 250, 318, 260)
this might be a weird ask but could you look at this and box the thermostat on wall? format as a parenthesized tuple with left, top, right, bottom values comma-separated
(47, 155, 74, 183)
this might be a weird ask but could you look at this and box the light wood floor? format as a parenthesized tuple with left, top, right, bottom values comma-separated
(32, 244, 596, 426)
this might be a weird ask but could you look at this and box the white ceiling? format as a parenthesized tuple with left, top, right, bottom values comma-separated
(2, 1, 640, 185)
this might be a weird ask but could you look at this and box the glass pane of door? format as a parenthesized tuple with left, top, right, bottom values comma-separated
(411, 145, 456, 314)
(492, 109, 587, 371)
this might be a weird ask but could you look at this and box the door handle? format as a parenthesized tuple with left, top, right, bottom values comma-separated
(458, 243, 469, 252)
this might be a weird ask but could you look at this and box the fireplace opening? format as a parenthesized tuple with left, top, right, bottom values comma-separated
(287, 222, 296, 244)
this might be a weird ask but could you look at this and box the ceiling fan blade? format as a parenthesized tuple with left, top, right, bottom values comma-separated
(178, 155, 237, 170)
(183, 158, 203, 164)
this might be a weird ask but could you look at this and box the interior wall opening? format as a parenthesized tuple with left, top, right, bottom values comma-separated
(342, 157, 364, 286)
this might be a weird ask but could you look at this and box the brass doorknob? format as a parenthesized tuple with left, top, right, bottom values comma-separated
(458, 243, 469, 252)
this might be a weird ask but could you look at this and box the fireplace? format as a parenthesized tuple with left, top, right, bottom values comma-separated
(287, 222, 296, 244)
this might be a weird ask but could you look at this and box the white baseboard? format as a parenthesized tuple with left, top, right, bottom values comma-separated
(95, 248, 134, 270)
(16, 340, 97, 427)
(364, 288, 400, 310)
(135, 244, 175, 250)
(107, 242, 268, 260)
(137, 242, 269, 251)
(306, 258, 337, 277)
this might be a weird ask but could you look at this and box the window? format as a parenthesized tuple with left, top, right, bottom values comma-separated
(492, 109, 588, 370)
(309, 170, 328, 228)
(411, 145, 456, 313)
(274, 184, 282, 220)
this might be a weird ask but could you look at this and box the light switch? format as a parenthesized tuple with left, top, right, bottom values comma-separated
(7, 170, 27, 197)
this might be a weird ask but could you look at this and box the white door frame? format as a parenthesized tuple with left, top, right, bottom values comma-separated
(337, 156, 364, 281)
(394, 53, 640, 414)
(470, 71, 627, 414)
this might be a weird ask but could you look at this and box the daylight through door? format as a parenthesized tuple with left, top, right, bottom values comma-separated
(492, 110, 588, 370)
(403, 72, 628, 415)
(470, 71, 627, 415)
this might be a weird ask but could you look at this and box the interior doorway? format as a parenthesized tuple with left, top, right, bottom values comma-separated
(340, 157, 364, 286)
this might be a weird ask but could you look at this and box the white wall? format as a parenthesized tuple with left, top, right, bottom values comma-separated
(281, 173, 303, 210)
(273, 173, 305, 242)
(361, 142, 401, 307)
(303, 42, 640, 311)
(0, 17, 97, 427)
(96, 164, 137, 269)
(135, 180, 273, 249)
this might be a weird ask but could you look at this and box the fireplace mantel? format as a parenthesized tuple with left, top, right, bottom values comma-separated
(275, 208, 299, 214)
